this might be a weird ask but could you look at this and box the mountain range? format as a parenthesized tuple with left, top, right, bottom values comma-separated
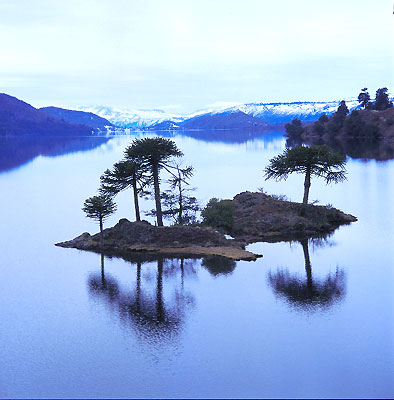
(2, 93, 393, 136)
(0, 93, 93, 136)
(39, 106, 113, 130)
(77, 99, 363, 130)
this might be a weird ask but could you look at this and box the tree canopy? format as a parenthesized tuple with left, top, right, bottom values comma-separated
(358, 88, 371, 109)
(264, 145, 347, 209)
(100, 160, 143, 195)
(150, 163, 199, 225)
(82, 194, 117, 241)
(285, 118, 304, 138)
(100, 159, 148, 222)
(125, 137, 183, 168)
(124, 137, 183, 226)
(374, 87, 393, 111)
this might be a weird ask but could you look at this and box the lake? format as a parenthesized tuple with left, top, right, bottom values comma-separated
(0, 131, 393, 398)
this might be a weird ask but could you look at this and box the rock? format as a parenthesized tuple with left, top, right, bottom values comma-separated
(231, 191, 357, 243)
(55, 220, 262, 261)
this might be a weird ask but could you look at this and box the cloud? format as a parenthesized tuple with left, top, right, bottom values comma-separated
(0, 0, 392, 111)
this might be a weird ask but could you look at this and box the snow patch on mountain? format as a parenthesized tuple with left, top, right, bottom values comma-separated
(76, 98, 386, 129)
(221, 99, 362, 123)
(75, 106, 185, 128)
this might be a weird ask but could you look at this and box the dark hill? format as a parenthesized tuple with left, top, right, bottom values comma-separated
(290, 107, 394, 160)
(0, 93, 92, 136)
(40, 106, 113, 129)
(179, 111, 268, 130)
(305, 107, 394, 140)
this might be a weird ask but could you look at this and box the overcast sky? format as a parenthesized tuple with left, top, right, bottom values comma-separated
(0, 0, 392, 113)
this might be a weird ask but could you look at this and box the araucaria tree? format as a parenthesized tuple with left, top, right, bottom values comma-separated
(82, 194, 117, 243)
(358, 88, 371, 109)
(100, 159, 148, 222)
(374, 87, 393, 110)
(264, 145, 347, 213)
(167, 164, 199, 225)
(147, 163, 200, 225)
(125, 137, 182, 226)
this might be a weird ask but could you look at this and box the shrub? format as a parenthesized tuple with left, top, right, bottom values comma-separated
(201, 198, 235, 232)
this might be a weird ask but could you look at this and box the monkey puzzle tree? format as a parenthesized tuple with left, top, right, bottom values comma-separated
(99, 159, 148, 222)
(374, 87, 393, 110)
(82, 194, 117, 243)
(264, 145, 347, 213)
(358, 88, 371, 109)
(146, 163, 199, 225)
(125, 137, 183, 226)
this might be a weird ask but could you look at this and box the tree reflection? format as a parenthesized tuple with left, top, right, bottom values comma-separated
(88, 254, 120, 303)
(201, 256, 237, 276)
(87, 254, 197, 344)
(267, 239, 346, 310)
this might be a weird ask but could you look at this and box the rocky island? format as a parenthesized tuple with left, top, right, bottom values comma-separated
(56, 191, 357, 261)
(55, 218, 262, 261)
(229, 191, 357, 243)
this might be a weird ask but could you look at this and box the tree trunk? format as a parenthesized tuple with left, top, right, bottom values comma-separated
(99, 217, 103, 245)
(100, 253, 105, 286)
(156, 258, 164, 322)
(136, 262, 141, 313)
(178, 182, 183, 225)
(132, 174, 141, 222)
(152, 162, 163, 226)
(180, 258, 184, 288)
(301, 239, 313, 298)
(302, 168, 311, 206)
(301, 167, 311, 215)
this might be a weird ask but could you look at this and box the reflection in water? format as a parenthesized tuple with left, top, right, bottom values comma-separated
(268, 239, 346, 310)
(149, 129, 285, 145)
(286, 135, 394, 161)
(0, 129, 285, 174)
(87, 253, 240, 344)
(88, 254, 120, 303)
(88, 255, 199, 345)
(181, 129, 285, 144)
(0, 136, 110, 173)
(201, 256, 237, 276)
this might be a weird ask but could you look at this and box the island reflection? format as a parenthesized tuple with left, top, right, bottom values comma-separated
(0, 135, 111, 173)
(87, 253, 237, 344)
(286, 135, 394, 161)
(267, 238, 346, 311)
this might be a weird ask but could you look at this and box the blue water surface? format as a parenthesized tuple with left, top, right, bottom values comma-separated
(0, 131, 393, 398)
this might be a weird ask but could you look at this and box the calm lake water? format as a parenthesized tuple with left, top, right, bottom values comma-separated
(0, 131, 393, 399)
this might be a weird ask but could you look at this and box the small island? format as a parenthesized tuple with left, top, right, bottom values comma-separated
(55, 218, 262, 261)
(56, 138, 357, 261)
(56, 191, 357, 261)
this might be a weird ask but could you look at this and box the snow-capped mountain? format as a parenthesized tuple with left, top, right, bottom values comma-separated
(76, 98, 366, 129)
(75, 106, 185, 128)
(223, 99, 361, 124)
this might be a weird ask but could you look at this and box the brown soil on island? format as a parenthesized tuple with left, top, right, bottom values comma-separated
(55, 219, 262, 261)
(229, 191, 357, 243)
